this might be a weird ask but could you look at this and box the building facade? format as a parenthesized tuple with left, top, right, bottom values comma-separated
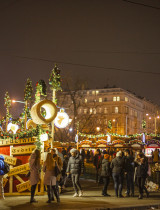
(57, 88, 160, 136)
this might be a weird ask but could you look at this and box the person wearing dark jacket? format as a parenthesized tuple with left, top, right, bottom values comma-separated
(110, 151, 125, 198)
(101, 154, 111, 196)
(93, 149, 102, 183)
(0, 155, 5, 199)
(66, 148, 84, 197)
(124, 149, 135, 197)
(135, 153, 149, 199)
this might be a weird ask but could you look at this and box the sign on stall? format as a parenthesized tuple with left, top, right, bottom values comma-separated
(0, 137, 36, 147)
(3, 178, 8, 187)
(16, 180, 31, 192)
(3, 155, 17, 166)
(8, 163, 30, 177)
(11, 145, 36, 155)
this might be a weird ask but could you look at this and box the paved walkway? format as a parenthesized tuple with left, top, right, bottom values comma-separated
(1, 179, 160, 210)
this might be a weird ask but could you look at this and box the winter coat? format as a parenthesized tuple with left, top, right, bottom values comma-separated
(0, 155, 4, 176)
(29, 153, 41, 185)
(66, 154, 84, 175)
(43, 161, 56, 186)
(53, 154, 63, 181)
(135, 158, 148, 178)
(110, 156, 125, 174)
(93, 154, 102, 169)
(125, 155, 135, 174)
(101, 159, 110, 177)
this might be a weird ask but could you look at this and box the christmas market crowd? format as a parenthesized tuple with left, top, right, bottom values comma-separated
(0, 146, 159, 203)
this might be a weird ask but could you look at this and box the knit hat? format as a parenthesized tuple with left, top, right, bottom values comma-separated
(70, 148, 78, 154)
(116, 151, 122, 157)
(104, 154, 109, 160)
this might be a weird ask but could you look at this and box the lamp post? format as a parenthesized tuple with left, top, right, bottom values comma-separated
(146, 113, 160, 135)
(12, 100, 27, 130)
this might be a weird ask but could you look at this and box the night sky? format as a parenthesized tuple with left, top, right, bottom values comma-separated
(0, 0, 160, 117)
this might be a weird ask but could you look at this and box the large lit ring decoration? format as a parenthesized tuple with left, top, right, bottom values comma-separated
(54, 109, 69, 128)
(31, 99, 57, 124)
(7, 123, 19, 134)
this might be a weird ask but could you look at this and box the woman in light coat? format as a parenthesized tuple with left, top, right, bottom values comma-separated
(29, 149, 41, 203)
(43, 153, 60, 203)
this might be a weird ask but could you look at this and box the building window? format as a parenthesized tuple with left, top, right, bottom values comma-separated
(92, 91, 95, 95)
(104, 98, 107, 102)
(87, 91, 90, 95)
(104, 108, 108, 114)
(99, 98, 102, 102)
(93, 108, 96, 114)
(90, 108, 92, 114)
(113, 96, 120, 101)
(84, 98, 87, 103)
(96, 90, 99, 95)
(135, 111, 138, 117)
(79, 109, 82, 114)
(113, 97, 116, 101)
(99, 108, 102, 113)
(125, 97, 128, 102)
(84, 109, 87, 114)
(125, 106, 129, 114)
(115, 107, 119, 113)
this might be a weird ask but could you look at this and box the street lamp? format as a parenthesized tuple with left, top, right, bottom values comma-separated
(12, 99, 27, 130)
(146, 113, 160, 135)
(96, 127, 100, 132)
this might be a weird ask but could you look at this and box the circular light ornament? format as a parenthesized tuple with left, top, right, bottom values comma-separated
(31, 99, 57, 124)
(40, 133, 48, 142)
(54, 109, 69, 128)
(7, 123, 19, 134)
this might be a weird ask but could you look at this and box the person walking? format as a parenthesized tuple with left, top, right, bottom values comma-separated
(0, 155, 5, 199)
(110, 151, 125, 198)
(93, 149, 102, 183)
(66, 148, 84, 197)
(135, 153, 149, 199)
(50, 148, 63, 197)
(101, 154, 111, 196)
(43, 153, 60, 203)
(29, 149, 41, 203)
(124, 149, 135, 197)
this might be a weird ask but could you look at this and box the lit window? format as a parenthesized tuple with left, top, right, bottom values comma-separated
(93, 108, 96, 114)
(115, 107, 119, 113)
(87, 91, 89, 95)
(113, 97, 116, 101)
(99, 98, 102, 102)
(96, 90, 99, 95)
(84, 109, 87, 114)
(84, 98, 87, 103)
(104, 108, 108, 114)
(125, 97, 128, 102)
(117, 96, 120, 101)
(90, 108, 93, 114)
(92, 91, 95, 95)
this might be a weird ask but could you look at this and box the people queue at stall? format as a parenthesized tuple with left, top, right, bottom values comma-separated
(0, 147, 151, 202)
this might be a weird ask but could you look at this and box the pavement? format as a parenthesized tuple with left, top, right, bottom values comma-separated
(1, 179, 160, 210)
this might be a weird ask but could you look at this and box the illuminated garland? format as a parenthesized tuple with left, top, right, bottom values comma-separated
(79, 132, 143, 138)
(79, 132, 160, 138)
(0, 128, 51, 139)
